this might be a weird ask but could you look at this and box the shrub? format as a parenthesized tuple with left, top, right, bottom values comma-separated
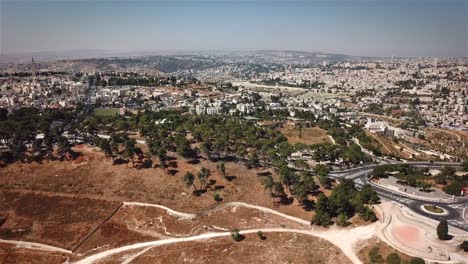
(213, 192, 221, 202)
(368, 246, 384, 263)
(230, 229, 243, 242)
(408, 257, 425, 264)
(360, 206, 378, 222)
(312, 210, 332, 227)
(386, 253, 401, 264)
(336, 213, 349, 227)
(257, 231, 266, 240)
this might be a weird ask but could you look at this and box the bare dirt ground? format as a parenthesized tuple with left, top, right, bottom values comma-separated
(0, 243, 69, 264)
(74, 204, 307, 258)
(356, 238, 411, 264)
(0, 145, 314, 221)
(97, 232, 352, 264)
(278, 124, 331, 145)
(0, 146, 382, 264)
(0, 190, 120, 250)
(425, 128, 468, 160)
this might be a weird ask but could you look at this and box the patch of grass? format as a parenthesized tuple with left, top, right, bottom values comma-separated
(93, 108, 120, 117)
(424, 205, 444, 214)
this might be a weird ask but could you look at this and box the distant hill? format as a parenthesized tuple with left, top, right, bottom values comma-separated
(0, 50, 365, 74)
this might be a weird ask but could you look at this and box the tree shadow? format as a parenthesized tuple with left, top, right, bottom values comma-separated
(223, 156, 238, 162)
(225, 175, 237, 182)
(113, 158, 128, 165)
(167, 169, 178, 176)
(300, 199, 315, 211)
(165, 156, 177, 161)
(208, 179, 217, 187)
(139, 159, 153, 169)
(257, 171, 272, 177)
(187, 159, 200, 165)
(168, 161, 178, 168)
(278, 196, 293, 205)
(193, 189, 207, 196)
(214, 185, 225, 191)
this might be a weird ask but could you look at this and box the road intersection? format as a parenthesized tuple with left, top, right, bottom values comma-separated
(330, 162, 468, 232)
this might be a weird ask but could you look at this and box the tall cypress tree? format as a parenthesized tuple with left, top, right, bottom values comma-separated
(437, 219, 449, 240)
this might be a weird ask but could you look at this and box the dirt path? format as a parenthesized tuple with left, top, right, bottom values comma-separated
(73, 227, 375, 264)
(123, 201, 312, 225)
(0, 199, 377, 264)
(0, 188, 122, 203)
(73, 201, 377, 264)
(0, 238, 72, 254)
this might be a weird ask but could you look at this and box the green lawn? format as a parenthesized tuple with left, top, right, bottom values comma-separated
(424, 205, 444, 214)
(93, 108, 120, 117)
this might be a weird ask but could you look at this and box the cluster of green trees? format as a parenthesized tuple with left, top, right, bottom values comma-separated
(183, 167, 211, 193)
(261, 169, 317, 205)
(373, 164, 467, 196)
(251, 108, 382, 162)
(1, 107, 383, 213)
(312, 180, 380, 226)
(139, 114, 293, 168)
(372, 164, 433, 191)
(368, 247, 424, 264)
(96, 133, 144, 167)
(0, 107, 78, 163)
(365, 103, 385, 115)
(317, 118, 380, 158)
(438, 166, 468, 196)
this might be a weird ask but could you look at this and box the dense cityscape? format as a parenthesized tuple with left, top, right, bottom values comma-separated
(0, 51, 467, 264)
(1, 0, 467, 263)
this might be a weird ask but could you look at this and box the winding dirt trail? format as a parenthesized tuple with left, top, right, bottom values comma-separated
(123, 201, 311, 225)
(73, 201, 377, 264)
(0, 238, 72, 254)
(74, 227, 375, 264)
(0, 200, 377, 264)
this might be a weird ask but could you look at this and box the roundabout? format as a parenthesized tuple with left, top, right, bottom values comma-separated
(420, 204, 448, 216)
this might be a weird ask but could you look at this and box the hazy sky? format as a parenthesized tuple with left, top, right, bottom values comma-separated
(1, 0, 467, 57)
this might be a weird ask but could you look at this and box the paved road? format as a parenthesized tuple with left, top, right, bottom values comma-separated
(352, 173, 468, 232)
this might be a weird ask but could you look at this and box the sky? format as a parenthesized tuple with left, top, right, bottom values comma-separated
(1, 0, 467, 57)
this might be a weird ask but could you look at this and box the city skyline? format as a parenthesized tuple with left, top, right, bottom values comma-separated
(1, 0, 467, 58)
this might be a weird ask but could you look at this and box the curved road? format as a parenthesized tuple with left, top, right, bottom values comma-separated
(343, 168, 468, 232)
